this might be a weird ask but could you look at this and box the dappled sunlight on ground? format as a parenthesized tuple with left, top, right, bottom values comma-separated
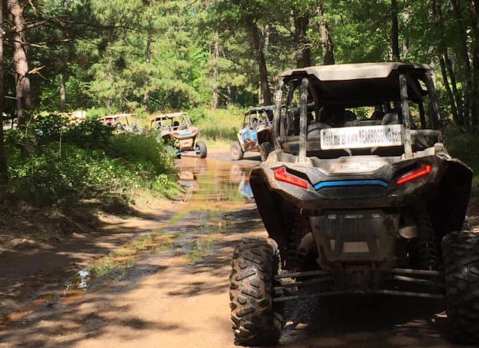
(0, 154, 477, 347)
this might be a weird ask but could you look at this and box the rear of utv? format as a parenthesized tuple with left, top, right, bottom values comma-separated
(229, 63, 478, 346)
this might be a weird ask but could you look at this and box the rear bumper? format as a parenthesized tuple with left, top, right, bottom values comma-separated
(251, 161, 438, 212)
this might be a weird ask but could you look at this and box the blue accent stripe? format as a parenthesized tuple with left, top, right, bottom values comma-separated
(314, 179, 389, 191)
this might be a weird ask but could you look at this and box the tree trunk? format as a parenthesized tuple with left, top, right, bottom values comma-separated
(294, 13, 312, 68)
(391, 0, 401, 61)
(211, 32, 220, 109)
(469, 0, 479, 130)
(445, 52, 464, 123)
(143, 27, 152, 106)
(432, 0, 463, 126)
(8, 0, 31, 127)
(451, 0, 473, 130)
(439, 55, 460, 125)
(0, 0, 8, 193)
(318, 1, 335, 65)
(59, 73, 66, 112)
(246, 18, 272, 105)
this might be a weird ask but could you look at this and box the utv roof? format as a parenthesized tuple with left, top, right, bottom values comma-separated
(280, 62, 431, 81)
(151, 112, 186, 120)
(101, 113, 133, 120)
(245, 106, 274, 115)
(280, 62, 432, 106)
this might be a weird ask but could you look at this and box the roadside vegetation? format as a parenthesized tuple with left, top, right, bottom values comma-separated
(446, 129, 479, 193)
(191, 107, 244, 149)
(6, 114, 178, 208)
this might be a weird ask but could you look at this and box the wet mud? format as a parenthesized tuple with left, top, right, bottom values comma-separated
(0, 152, 476, 347)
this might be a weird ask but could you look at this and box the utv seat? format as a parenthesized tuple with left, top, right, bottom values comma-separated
(382, 112, 400, 125)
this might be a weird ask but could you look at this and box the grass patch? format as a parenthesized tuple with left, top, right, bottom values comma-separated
(187, 236, 215, 263)
(88, 233, 176, 279)
(193, 107, 244, 142)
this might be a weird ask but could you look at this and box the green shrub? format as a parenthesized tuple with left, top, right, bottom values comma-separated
(446, 128, 479, 191)
(65, 119, 113, 149)
(86, 107, 112, 120)
(30, 113, 70, 145)
(6, 114, 179, 206)
(194, 107, 244, 141)
(107, 133, 175, 176)
(8, 144, 130, 205)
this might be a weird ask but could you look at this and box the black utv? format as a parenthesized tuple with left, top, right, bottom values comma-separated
(229, 63, 478, 346)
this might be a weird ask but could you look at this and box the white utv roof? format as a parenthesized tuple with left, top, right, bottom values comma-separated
(280, 62, 432, 106)
(280, 62, 430, 81)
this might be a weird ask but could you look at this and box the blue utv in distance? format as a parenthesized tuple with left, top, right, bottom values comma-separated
(231, 106, 274, 161)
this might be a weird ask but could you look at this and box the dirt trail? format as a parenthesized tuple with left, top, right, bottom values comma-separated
(0, 153, 476, 348)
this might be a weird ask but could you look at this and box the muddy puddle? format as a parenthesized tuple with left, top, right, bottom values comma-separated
(0, 156, 258, 328)
(165, 157, 257, 259)
(61, 157, 256, 291)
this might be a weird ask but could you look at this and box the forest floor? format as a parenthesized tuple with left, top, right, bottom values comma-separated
(0, 150, 477, 347)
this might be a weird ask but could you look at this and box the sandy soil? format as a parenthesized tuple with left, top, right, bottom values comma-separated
(0, 153, 476, 348)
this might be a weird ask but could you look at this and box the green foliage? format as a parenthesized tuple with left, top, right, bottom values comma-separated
(8, 144, 133, 206)
(86, 107, 113, 120)
(6, 115, 178, 206)
(195, 107, 244, 142)
(446, 128, 479, 190)
(65, 119, 114, 149)
(107, 133, 175, 176)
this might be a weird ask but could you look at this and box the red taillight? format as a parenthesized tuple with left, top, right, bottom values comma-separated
(273, 167, 310, 189)
(396, 164, 433, 186)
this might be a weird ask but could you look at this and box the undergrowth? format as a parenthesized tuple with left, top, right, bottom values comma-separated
(446, 127, 479, 193)
(192, 107, 244, 143)
(6, 114, 179, 207)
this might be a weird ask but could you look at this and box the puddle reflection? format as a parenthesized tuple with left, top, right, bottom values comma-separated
(177, 158, 255, 204)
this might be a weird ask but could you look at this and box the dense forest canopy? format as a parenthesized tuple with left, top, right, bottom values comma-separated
(0, 0, 478, 127)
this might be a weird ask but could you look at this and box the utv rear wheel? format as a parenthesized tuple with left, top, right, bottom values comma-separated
(259, 142, 273, 161)
(229, 239, 283, 346)
(231, 142, 244, 161)
(442, 231, 479, 344)
(195, 141, 208, 158)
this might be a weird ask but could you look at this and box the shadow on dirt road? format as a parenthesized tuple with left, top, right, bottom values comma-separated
(0, 153, 476, 348)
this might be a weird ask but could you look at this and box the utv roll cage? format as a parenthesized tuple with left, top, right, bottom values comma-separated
(150, 112, 192, 131)
(272, 63, 443, 162)
(245, 105, 274, 117)
(243, 106, 274, 129)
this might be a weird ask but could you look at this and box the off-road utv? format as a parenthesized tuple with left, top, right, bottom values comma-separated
(100, 113, 138, 133)
(151, 112, 207, 158)
(231, 106, 274, 161)
(229, 63, 478, 346)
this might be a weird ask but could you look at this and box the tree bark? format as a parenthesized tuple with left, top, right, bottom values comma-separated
(469, 0, 479, 130)
(0, 0, 8, 192)
(8, 0, 31, 127)
(439, 55, 460, 125)
(318, 1, 335, 65)
(143, 25, 152, 106)
(432, 0, 463, 126)
(451, 0, 473, 129)
(445, 52, 464, 123)
(59, 73, 66, 112)
(391, 0, 400, 61)
(211, 32, 220, 109)
(246, 18, 272, 105)
(293, 12, 312, 68)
